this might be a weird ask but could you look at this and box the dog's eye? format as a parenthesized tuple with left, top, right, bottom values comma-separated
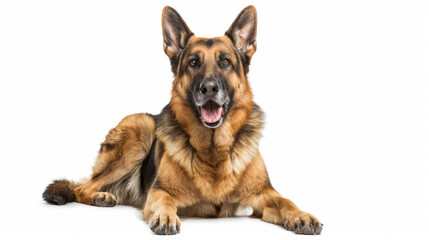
(189, 59, 198, 68)
(222, 59, 231, 67)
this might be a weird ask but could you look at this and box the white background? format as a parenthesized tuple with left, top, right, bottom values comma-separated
(0, 0, 428, 239)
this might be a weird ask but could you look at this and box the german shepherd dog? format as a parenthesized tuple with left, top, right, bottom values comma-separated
(43, 6, 323, 235)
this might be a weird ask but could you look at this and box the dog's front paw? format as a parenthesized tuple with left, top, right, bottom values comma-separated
(149, 212, 181, 235)
(284, 211, 323, 235)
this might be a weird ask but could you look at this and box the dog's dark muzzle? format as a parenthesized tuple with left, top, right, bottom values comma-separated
(193, 78, 230, 128)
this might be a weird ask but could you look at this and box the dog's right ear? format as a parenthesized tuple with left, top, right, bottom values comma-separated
(162, 6, 193, 60)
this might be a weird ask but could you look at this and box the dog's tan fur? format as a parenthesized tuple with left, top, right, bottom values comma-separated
(43, 5, 322, 235)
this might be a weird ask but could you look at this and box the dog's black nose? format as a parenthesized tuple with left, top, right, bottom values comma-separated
(200, 79, 219, 96)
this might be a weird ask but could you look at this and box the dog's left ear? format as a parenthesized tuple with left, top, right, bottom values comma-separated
(225, 6, 257, 64)
(162, 6, 193, 60)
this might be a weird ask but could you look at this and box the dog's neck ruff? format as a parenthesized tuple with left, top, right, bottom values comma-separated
(156, 103, 264, 175)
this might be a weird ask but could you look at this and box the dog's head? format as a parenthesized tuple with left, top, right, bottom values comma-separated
(162, 6, 257, 129)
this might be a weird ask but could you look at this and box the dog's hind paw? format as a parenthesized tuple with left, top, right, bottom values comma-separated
(91, 192, 117, 207)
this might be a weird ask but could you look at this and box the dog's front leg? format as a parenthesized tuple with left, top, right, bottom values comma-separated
(250, 188, 323, 235)
(143, 188, 181, 235)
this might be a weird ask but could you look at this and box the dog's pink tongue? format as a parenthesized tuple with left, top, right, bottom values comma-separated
(201, 105, 222, 123)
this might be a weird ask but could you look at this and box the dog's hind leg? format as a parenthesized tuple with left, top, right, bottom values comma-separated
(73, 113, 156, 207)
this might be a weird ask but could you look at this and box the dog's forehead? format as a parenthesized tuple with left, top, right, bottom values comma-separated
(187, 36, 235, 57)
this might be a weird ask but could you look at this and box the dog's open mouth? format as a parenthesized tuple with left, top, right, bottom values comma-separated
(199, 100, 224, 128)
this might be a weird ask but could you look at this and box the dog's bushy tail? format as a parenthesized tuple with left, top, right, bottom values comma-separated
(42, 179, 81, 205)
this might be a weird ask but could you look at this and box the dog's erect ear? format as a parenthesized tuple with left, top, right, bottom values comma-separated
(162, 6, 193, 60)
(225, 6, 257, 65)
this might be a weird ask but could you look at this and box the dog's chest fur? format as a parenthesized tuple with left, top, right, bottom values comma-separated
(191, 150, 239, 201)
(155, 104, 264, 202)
